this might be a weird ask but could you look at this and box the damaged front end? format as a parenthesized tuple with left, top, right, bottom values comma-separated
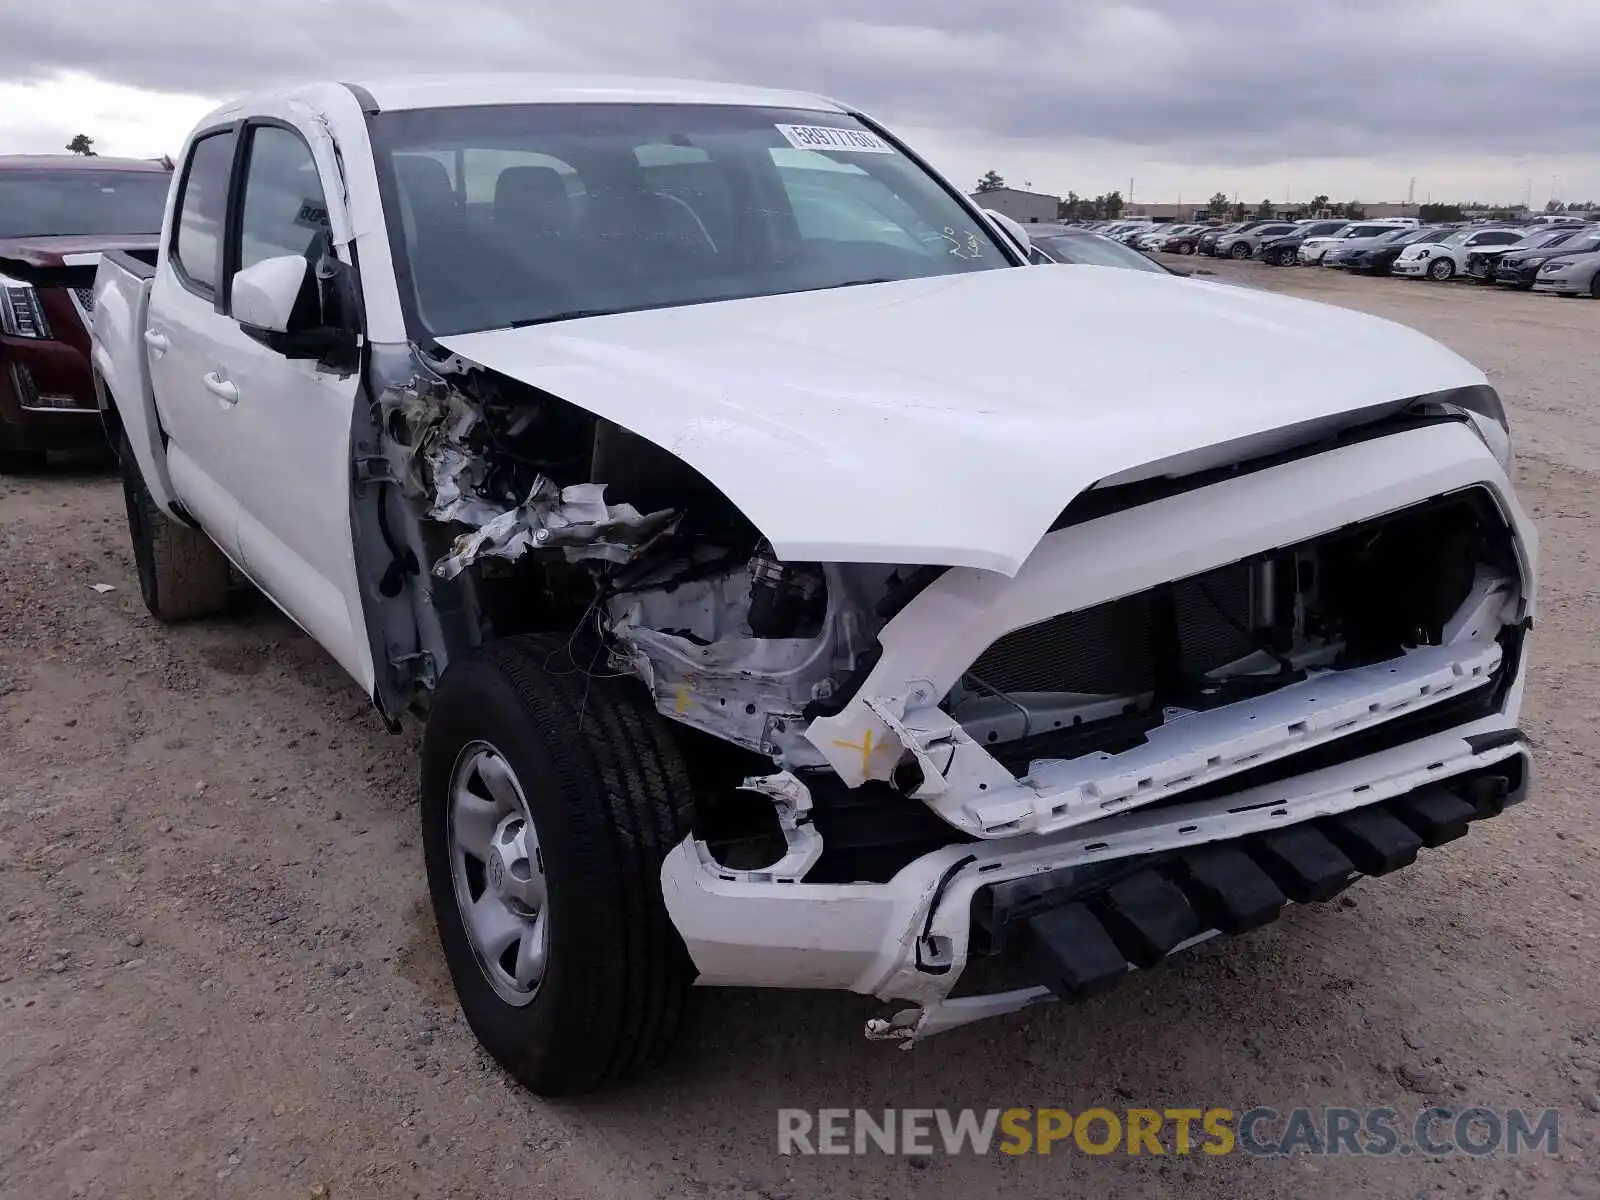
(354, 347, 1534, 1043)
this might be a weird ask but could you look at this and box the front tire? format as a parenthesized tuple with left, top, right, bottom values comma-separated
(421, 635, 695, 1096)
(1229, 242, 1252, 260)
(119, 432, 231, 620)
(1427, 257, 1455, 281)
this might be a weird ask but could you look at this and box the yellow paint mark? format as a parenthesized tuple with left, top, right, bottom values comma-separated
(674, 684, 690, 715)
(831, 727, 878, 778)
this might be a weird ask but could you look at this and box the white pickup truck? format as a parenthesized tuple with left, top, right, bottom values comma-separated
(91, 74, 1537, 1097)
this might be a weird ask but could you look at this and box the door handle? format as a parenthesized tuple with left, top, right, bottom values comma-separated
(143, 329, 169, 354)
(202, 372, 239, 405)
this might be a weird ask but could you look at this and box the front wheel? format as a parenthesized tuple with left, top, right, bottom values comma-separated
(1427, 258, 1455, 281)
(1177, 241, 1195, 255)
(1229, 242, 1252, 260)
(421, 635, 696, 1096)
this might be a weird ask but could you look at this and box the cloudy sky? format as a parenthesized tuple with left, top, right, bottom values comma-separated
(3, 0, 1598, 206)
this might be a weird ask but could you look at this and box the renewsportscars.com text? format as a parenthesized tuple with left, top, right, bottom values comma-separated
(777, 1106, 1561, 1158)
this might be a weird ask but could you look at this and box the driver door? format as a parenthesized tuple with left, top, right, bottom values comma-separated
(206, 119, 375, 693)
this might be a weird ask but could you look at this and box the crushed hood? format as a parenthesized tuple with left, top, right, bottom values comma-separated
(439, 265, 1485, 576)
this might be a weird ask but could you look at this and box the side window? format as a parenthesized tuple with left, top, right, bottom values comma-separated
(235, 125, 330, 276)
(172, 129, 237, 295)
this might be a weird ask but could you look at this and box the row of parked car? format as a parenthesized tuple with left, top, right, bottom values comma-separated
(1069, 216, 1600, 297)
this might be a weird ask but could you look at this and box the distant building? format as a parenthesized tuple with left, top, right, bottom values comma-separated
(969, 186, 1060, 224)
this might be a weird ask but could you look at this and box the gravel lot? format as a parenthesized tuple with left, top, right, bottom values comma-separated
(2, 262, 1597, 1200)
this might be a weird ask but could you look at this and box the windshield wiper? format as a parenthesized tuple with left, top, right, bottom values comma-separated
(508, 308, 622, 328)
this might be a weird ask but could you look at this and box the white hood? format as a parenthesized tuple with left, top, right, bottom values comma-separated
(439, 265, 1484, 576)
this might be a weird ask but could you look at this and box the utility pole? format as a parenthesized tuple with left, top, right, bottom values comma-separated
(1128, 176, 1134, 207)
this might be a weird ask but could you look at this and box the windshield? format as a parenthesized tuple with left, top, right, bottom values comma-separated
(371, 103, 1010, 336)
(1399, 227, 1446, 244)
(0, 169, 169, 239)
(1032, 233, 1167, 273)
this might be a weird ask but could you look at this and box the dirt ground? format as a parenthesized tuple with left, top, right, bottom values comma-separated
(2, 262, 1598, 1200)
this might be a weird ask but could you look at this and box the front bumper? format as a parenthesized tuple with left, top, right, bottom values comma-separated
(665, 732, 1531, 1043)
(661, 420, 1536, 1040)
(1532, 277, 1585, 294)
(1494, 267, 1538, 287)
(1391, 259, 1429, 277)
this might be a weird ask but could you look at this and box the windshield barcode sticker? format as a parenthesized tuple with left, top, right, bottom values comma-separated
(775, 124, 894, 153)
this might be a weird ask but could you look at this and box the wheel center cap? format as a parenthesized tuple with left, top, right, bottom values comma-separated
(486, 813, 529, 906)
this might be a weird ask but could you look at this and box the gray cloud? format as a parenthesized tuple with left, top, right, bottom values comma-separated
(3, 0, 1598, 165)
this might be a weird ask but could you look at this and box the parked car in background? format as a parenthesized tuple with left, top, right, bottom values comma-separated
(1025, 224, 1173, 273)
(1161, 224, 1210, 254)
(1464, 228, 1582, 284)
(1132, 224, 1177, 250)
(1329, 226, 1454, 275)
(1494, 227, 1600, 289)
(1258, 220, 1352, 266)
(1200, 220, 1282, 256)
(1214, 221, 1298, 260)
(1139, 223, 1199, 251)
(1532, 246, 1600, 297)
(1298, 220, 1417, 265)
(1391, 226, 1526, 281)
(0, 155, 170, 469)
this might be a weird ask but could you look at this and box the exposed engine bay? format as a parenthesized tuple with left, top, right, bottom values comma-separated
(371, 347, 1527, 887)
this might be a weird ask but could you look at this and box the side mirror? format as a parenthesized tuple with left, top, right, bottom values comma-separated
(232, 255, 307, 335)
(983, 208, 1031, 258)
(231, 249, 361, 372)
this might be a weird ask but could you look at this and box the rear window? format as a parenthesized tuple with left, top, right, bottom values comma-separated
(0, 169, 169, 239)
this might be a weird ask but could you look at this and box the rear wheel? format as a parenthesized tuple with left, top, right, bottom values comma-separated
(119, 432, 231, 620)
(420, 634, 696, 1096)
(1427, 257, 1455, 281)
(1591, 273, 1600, 299)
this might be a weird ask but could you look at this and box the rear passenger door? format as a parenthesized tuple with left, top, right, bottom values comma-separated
(145, 124, 246, 563)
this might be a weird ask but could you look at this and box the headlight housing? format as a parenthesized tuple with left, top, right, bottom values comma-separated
(0, 274, 53, 340)
(1415, 250, 1431, 260)
(1524, 256, 1547, 267)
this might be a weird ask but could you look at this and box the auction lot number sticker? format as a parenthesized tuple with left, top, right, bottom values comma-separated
(775, 124, 895, 153)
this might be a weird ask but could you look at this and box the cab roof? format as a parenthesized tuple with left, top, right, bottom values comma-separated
(347, 74, 846, 114)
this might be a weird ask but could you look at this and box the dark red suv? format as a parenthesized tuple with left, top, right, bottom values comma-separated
(0, 155, 171, 469)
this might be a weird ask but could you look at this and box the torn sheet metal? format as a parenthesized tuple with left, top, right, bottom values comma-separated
(706, 772, 823, 884)
(607, 563, 890, 762)
(434, 475, 675, 579)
